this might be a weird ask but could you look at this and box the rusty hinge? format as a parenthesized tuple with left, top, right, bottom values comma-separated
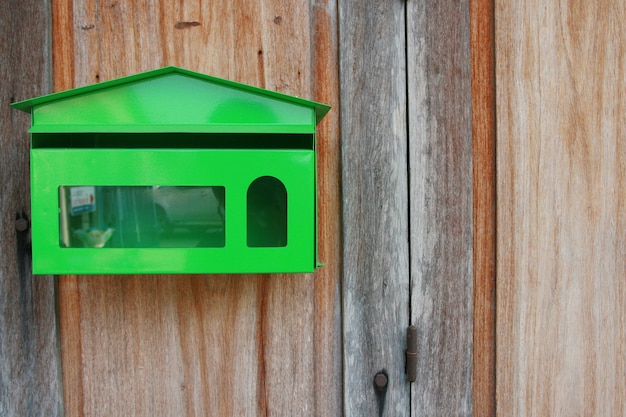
(406, 325, 417, 382)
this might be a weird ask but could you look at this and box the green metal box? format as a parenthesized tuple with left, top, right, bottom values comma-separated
(12, 66, 330, 274)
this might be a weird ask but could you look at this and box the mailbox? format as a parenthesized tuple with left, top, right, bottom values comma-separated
(12, 66, 330, 274)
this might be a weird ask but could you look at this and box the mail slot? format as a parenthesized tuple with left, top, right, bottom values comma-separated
(12, 66, 330, 274)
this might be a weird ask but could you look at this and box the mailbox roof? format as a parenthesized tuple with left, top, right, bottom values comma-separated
(12, 66, 330, 134)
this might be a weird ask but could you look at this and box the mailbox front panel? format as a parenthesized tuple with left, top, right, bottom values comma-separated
(31, 148, 316, 274)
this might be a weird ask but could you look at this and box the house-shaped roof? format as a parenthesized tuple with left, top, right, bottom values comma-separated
(12, 66, 330, 134)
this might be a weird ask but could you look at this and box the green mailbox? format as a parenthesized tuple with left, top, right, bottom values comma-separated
(12, 66, 330, 274)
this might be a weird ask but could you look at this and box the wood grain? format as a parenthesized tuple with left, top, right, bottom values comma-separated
(407, 1, 474, 415)
(470, 0, 496, 415)
(496, 1, 626, 415)
(52, 0, 73, 92)
(339, 1, 411, 416)
(311, 0, 343, 415)
(0, 1, 63, 416)
(53, 1, 341, 415)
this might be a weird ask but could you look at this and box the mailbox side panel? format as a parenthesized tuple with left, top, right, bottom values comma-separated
(30, 148, 315, 274)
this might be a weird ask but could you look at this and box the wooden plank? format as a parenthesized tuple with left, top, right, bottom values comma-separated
(52, 0, 74, 92)
(53, 1, 341, 415)
(407, 0, 474, 415)
(496, 1, 626, 415)
(311, 0, 343, 415)
(470, 0, 496, 415)
(339, 1, 411, 416)
(0, 1, 63, 416)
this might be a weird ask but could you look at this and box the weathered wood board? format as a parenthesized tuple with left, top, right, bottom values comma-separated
(0, 1, 63, 416)
(407, 0, 473, 415)
(496, 1, 626, 415)
(53, 1, 342, 416)
(339, 0, 411, 415)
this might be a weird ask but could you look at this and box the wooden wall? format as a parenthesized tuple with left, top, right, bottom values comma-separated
(6, 0, 624, 416)
(51, 1, 342, 416)
(496, 1, 626, 415)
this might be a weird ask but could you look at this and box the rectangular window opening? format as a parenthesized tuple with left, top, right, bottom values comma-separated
(59, 186, 225, 248)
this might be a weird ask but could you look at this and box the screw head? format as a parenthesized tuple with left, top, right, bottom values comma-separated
(15, 218, 29, 232)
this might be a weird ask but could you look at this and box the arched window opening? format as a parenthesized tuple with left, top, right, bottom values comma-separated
(247, 176, 287, 247)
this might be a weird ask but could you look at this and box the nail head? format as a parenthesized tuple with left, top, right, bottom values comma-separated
(374, 372, 388, 388)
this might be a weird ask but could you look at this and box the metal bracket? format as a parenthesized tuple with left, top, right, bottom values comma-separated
(406, 325, 417, 382)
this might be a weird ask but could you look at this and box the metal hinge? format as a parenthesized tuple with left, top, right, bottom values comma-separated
(406, 325, 417, 382)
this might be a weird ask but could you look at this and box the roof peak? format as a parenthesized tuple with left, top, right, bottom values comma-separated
(12, 66, 330, 126)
